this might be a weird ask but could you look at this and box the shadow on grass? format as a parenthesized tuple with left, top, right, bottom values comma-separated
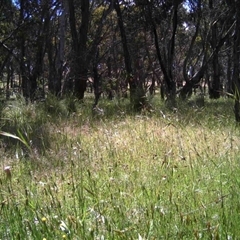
(88, 95, 236, 127)
(0, 93, 237, 164)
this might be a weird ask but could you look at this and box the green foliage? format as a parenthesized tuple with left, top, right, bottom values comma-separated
(0, 97, 51, 156)
(0, 130, 31, 150)
(41, 94, 78, 118)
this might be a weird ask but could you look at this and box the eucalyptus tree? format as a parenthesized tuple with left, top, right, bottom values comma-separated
(125, 2, 160, 102)
(66, 0, 113, 100)
(113, 0, 150, 110)
(132, 0, 184, 102)
(47, 0, 67, 96)
(208, 0, 221, 98)
(230, 0, 240, 122)
(206, 0, 236, 99)
(178, 0, 205, 98)
(179, 0, 235, 99)
(14, 0, 61, 102)
(0, 0, 19, 99)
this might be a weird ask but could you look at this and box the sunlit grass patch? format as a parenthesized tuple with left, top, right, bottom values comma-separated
(0, 96, 240, 239)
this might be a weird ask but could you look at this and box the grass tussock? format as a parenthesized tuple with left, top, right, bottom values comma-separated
(0, 95, 240, 239)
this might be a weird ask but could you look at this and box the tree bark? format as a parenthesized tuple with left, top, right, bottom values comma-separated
(19, 0, 29, 101)
(209, 0, 221, 99)
(180, 0, 202, 99)
(114, 0, 145, 110)
(68, 0, 89, 100)
(232, 2, 240, 121)
(146, 1, 178, 101)
(48, 0, 67, 96)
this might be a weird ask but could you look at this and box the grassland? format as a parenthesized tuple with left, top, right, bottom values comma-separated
(0, 95, 240, 239)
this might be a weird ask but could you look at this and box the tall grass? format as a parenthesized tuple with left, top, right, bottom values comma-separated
(0, 95, 240, 239)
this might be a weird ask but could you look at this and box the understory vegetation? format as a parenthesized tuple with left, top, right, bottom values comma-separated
(0, 95, 240, 239)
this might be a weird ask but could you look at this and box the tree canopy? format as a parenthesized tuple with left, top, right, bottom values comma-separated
(0, 0, 240, 118)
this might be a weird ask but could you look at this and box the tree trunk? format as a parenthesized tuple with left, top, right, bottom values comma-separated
(146, 1, 178, 101)
(232, 2, 240, 121)
(19, 0, 29, 101)
(93, 47, 102, 107)
(74, 0, 89, 100)
(48, 0, 67, 96)
(48, 43, 62, 96)
(18, 0, 50, 102)
(107, 56, 114, 100)
(209, 0, 221, 99)
(180, 0, 202, 99)
(114, 0, 145, 110)
(166, 3, 178, 97)
(68, 0, 89, 100)
(226, 39, 232, 95)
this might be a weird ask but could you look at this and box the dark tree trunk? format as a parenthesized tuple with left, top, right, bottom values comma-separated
(166, 3, 178, 97)
(68, 0, 89, 100)
(48, 51, 62, 97)
(180, 0, 234, 99)
(93, 48, 102, 107)
(146, 1, 178, 101)
(226, 40, 232, 95)
(149, 76, 155, 96)
(209, 0, 221, 99)
(29, 21, 49, 102)
(74, 0, 89, 100)
(113, 1, 133, 89)
(180, 0, 202, 99)
(93, 68, 101, 108)
(19, 0, 29, 101)
(18, 0, 50, 102)
(47, 30, 62, 97)
(114, 0, 145, 110)
(6, 64, 13, 100)
(56, 0, 67, 96)
(29, 75, 38, 101)
(152, 18, 172, 97)
(232, 2, 240, 121)
(107, 56, 114, 100)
